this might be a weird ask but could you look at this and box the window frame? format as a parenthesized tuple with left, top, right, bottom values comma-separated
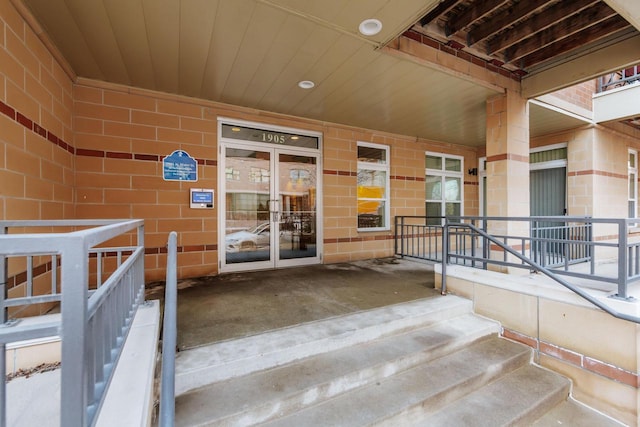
(357, 141, 390, 231)
(425, 151, 464, 224)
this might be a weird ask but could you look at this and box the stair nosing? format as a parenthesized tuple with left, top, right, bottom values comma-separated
(176, 313, 500, 426)
(176, 295, 474, 395)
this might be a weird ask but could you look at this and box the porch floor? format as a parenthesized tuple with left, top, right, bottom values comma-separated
(146, 258, 437, 350)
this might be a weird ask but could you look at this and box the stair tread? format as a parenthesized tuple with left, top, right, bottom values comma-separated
(176, 295, 472, 395)
(260, 336, 531, 427)
(532, 400, 624, 427)
(414, 365, 570, 427)
(175, 313, 498, 426)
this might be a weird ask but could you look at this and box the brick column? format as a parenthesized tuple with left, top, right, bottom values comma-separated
(485, 90, 530, 270)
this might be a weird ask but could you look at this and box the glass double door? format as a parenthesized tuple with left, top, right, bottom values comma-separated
(220, 142, 319, 271)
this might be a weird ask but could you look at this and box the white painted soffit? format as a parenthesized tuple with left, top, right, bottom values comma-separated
(603, 0, 640, 32)
(529, 99, 593, 138)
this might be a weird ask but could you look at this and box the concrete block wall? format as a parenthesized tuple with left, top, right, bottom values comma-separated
(1, 0, 483, 282)
(74, 80, 480, 274)
(532, 124, 640, 232)
(0, 0, 74, 315)
(436, 266, 639, 426)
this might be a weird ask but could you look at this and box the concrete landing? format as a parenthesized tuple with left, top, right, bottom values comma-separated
(148, 258, 436, 349)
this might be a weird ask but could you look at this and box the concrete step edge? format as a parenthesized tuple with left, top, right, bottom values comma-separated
(411, 364, 571, 427)
(176, 295, 473, 395)
(532, 398, 626, 426)
(176, 313, 499, 426)
(259, 337, 532, 427)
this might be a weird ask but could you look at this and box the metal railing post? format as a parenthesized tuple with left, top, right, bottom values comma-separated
(617, 219, 629, 300)
(160, 231, 178, 427)
(0, 224, 6, 427)
(441, 218, 448, 295)
(60, 238, 89, 427)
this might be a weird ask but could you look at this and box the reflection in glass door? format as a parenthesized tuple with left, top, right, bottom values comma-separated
(223, 148, 272, 266)
(278, 153, 317, 260)
(220, 143, 320, 271)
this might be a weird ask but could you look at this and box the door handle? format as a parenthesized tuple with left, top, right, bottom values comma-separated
(269, 200, 279, 222)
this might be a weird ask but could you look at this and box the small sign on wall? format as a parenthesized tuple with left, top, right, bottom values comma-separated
(163, 150, 197, 182)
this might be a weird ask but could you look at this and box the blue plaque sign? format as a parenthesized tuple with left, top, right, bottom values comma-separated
(163, 150, 197, 182)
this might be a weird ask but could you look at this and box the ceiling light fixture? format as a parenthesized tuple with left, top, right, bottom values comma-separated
(359, 19, 382, 36)
(298, 80, 315, 89)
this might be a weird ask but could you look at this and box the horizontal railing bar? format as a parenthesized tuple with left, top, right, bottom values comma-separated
(0, 321, 60, 343)
(0, 219, 138, 228)
(450, 222, 640, 324)
(3, 294, 63, 307)
(0, 220, 143, 256)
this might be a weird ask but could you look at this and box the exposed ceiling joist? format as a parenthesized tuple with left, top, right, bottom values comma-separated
(445, 0, 509, 37)
(519, 16, 631, 68)
(466, 0, 549, 46)
(416, 0, 639, 77)
(488, 0, 599, 55)
(419, 0, 458, 27)
(504, 3, 620, 64)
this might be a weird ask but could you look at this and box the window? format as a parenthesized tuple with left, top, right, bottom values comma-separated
(290, 169, 310, 183)
(249, 167, 270, 183)
(357, 142, 390, 230)
(629, 149, 637, 221)
(425, 152, 463, 225)
(225, 167, 240, 181)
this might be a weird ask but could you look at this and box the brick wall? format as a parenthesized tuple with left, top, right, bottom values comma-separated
(0, 0, 74, 314)
(0, 0, 74, 222)
(550, 80, 596, 112)
(74, 80, 480, 278)
(74, 84, 218, 280)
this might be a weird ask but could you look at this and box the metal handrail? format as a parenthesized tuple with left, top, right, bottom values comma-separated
(597, 65, 640, 92)
(442, 222, 640, 324)
(0, 219, 145, 427)
(160, 231, 178, 426)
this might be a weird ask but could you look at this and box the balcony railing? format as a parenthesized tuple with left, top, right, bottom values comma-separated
(395, 216, 640, 303)
(0, 219, 145, 427)
(597, 65, 640, 93)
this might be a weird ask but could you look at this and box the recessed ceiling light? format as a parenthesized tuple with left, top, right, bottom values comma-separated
(359, 19, 382, 36)
(298, 80, 315, 89)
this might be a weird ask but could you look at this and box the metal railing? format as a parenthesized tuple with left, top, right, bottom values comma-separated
(160, 231, 177, 427)
(597, 65, 640, 92)
(0, 219, 145, 427)
(395, 216, 640, 303)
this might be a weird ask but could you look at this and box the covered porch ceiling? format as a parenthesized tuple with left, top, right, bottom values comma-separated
(16, 0, 640, 147)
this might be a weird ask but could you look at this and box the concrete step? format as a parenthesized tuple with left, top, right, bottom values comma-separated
(175, 295, 474, 395)
(175, 313, 499, 426)
(412, 365, 569, 427)
(259, 336, 532, 427)
(532, 400, 624, 427)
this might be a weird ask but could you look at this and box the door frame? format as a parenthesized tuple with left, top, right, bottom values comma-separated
(217, 118, 323, 273)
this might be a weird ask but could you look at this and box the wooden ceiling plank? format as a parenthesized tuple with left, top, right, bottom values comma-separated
(488, 0, 599, 54)
(445, 0, 510, 37)
(505, 3, 619, 64)
(419, 0, 459, 27)
(519, 16, 631, 68)
(467, 0, 550, 46)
